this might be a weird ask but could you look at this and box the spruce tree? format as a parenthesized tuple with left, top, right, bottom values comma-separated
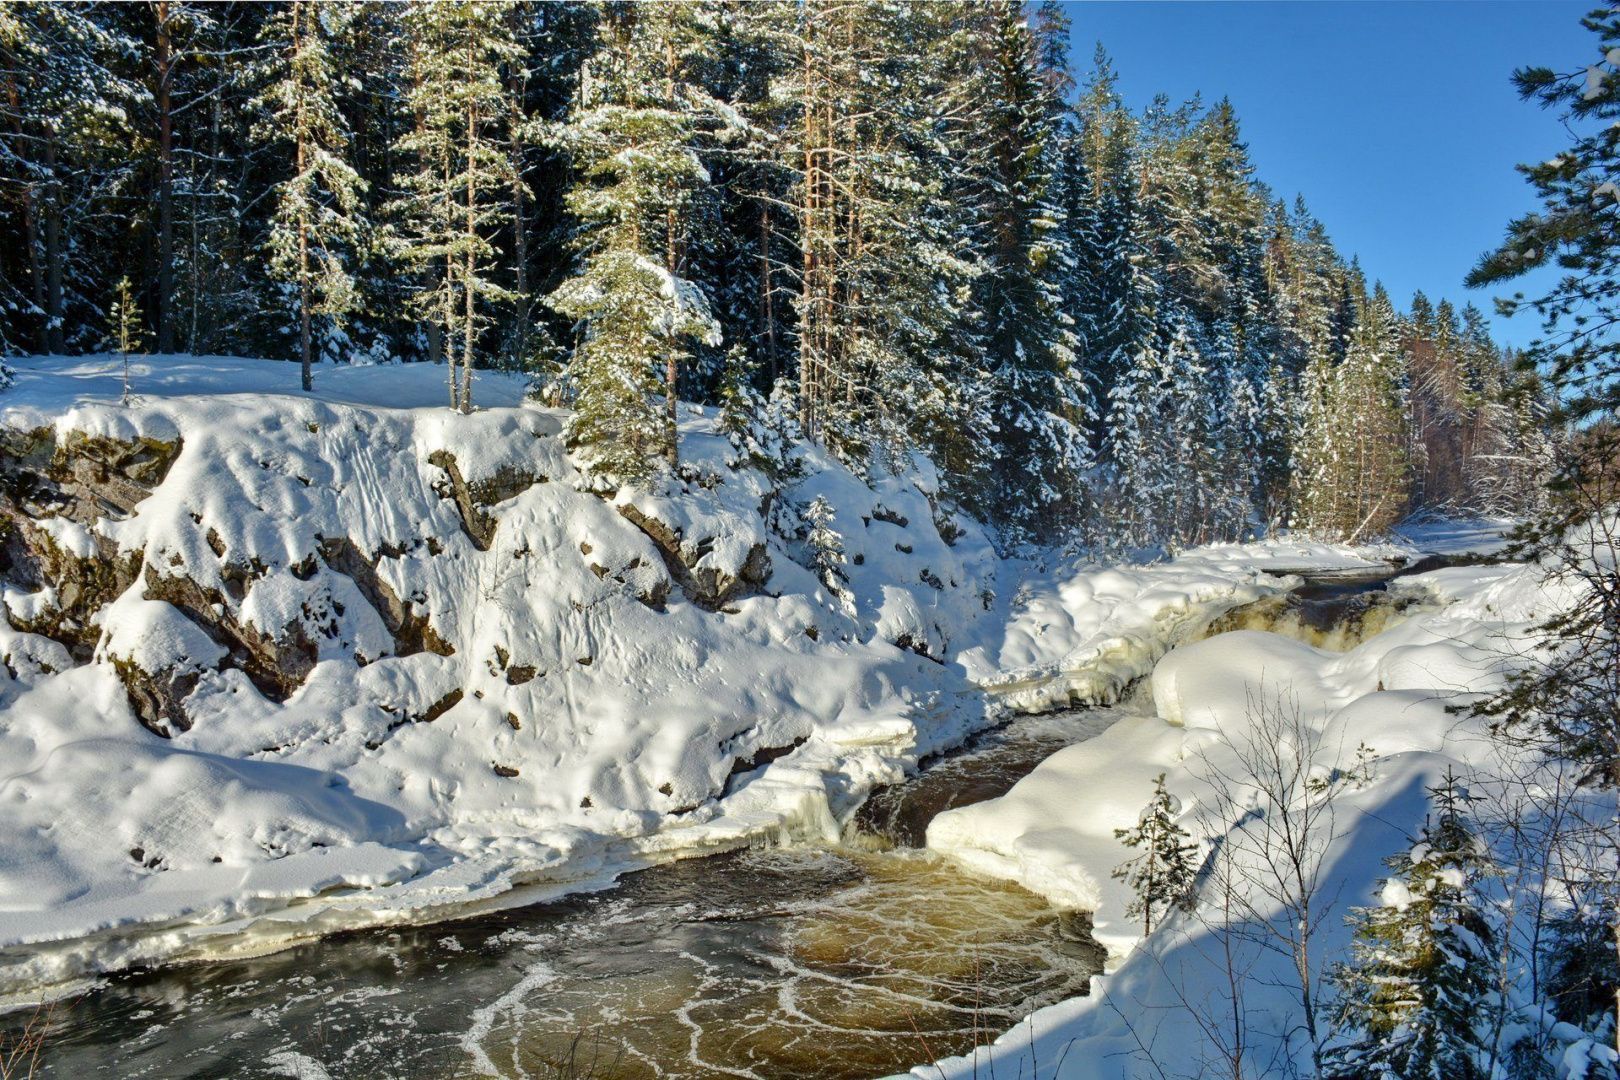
(1295, 283, 1411, 540)
(803, 494, 850, 611)
(1113, 772, 1199, 936)
(545, 0, 727, 478)
(254, 0, 366, 392)
(1325, 771, 1497, 1080)
(948, 0, 1092, 543)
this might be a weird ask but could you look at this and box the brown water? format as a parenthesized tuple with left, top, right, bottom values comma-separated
(6, 713, 1111, 1080)
(1197, 569, 1427, 652)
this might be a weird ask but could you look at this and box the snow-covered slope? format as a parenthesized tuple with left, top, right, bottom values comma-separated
(919, 556, 1607, 1079)
(0, 355, 1338, 1001)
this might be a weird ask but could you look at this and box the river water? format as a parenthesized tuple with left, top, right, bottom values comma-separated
(12, 712, 1115, 1080)
(8, 566, 1428, 1079)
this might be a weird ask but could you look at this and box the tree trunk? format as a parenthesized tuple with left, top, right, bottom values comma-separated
(42, 129, 63, 354)
(3, 66, 48, 351)
(663, 35, 680, 467)
(295, 3, 312, 392)
(759, 201, 775, 381)
(798, 24, 816, 435)
(461, 59, 477, 415)
(155, 0, 175, 353)
(507, 7, 529, 371)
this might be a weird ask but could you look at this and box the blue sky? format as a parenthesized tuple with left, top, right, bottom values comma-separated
(1060, 1, 1594, 346)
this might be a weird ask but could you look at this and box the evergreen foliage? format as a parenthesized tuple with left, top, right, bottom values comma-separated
(254, 0, 367, 393)
(1325, 771, 1498, 1080)
(545, 0, 727, 476)
(1112, 772, 1199, 935)
(0, 1, 1543, 535)
(103, 275, 143, 405)
(803, 493, 849, 611)
(391, 0, 523, 414)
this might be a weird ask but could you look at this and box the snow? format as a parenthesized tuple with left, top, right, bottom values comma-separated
(0, 354, 1544, 1040)
(915, 551, 1596, 1080)
(0, 354, 1323, 1001)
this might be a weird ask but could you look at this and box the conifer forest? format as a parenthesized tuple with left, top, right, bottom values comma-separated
(0, 1, 1552, 548)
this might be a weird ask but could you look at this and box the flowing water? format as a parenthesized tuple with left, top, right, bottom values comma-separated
(1197, 565, 1430, 652)
(6, 713, 1114, 1080)
(6, 562, 1455, 1079)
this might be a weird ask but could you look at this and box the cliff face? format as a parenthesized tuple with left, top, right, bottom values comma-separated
(0, 357, 1012, 995)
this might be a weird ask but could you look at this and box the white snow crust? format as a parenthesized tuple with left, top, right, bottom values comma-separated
(917, 553, 1608, 1079)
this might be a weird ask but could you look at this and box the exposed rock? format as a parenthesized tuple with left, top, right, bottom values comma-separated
(143, 566, 318, 703)
(417, 688, 463, 724)
(112, 657, 203, 737)
(425, 449, 543, 551)
(318, 536, 454, 657)
(616, 503, 769, 609)
(0, 428, 176, 658)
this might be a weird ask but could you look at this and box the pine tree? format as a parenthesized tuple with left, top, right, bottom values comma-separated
(946, 0, 1093, 543)
(254, 0, 366, 392)
(392, 0, 522, 414)
(1325, 771, 1497, 1080)
(103, 275, 143, 406)
(1113, 772, 1199, 936)
(1467, 7, 1620, 546)
(1102, 301, 1226, 551)
(0, 2, 144, 355)
(1467, 29, 1620, 1051)
(788, 2, 974, 466)
(1295, 283, 1411, 541)
(545, 0, 728, 478)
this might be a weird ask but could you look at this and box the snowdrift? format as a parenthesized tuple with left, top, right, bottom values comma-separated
(920, 555, 1606, 1079)
(0, 355, 1314, 1000)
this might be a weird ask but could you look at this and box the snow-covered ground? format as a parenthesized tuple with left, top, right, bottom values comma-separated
(0, 355, 1449, 1005)
(917, 549, 1610, 1078)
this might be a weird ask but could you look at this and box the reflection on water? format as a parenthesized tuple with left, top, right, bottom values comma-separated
(476, 849, 1102, 1080)
(12, 715, 1111, 1080)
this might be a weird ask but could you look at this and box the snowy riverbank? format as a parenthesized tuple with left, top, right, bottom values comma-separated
(0, 355, 1497, 1005)
(916, 548, 1613, 1079)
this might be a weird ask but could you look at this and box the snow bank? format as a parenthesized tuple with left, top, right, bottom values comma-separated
(955, 536, 1408, 712)
(0, 356, 1352, 1001)
(919, 558, 1575, 1079)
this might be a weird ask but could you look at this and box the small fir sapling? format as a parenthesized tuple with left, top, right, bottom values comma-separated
(1113, 772, 1200, 936)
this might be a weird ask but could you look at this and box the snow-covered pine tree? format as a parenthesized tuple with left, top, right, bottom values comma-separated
(1102, 300, 1225, 551)
(803, 494, 850, 611)
(788, 2, 974, 467)
(1325, 771, 1497, 1080)
(392, 0, 522, 414)
(0, 2, 144, 355)
(1112, 772, 1199, 936)
(1072, 45, 1148, 414)
(254, 0, 366, 393)
(103, 275, 143, 406)
(545, 0, 728, 478)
